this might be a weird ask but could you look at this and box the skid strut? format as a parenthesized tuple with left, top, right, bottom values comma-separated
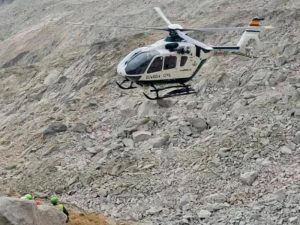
(143, 83, 196, 100)
(116, 79, 137, 90)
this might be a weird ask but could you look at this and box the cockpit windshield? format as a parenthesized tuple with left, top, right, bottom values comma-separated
(125, 50, 159, 75)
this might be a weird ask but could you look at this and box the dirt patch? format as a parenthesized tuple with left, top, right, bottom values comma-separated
(68, 210, 107, 225)
(68, 210, 132, 225)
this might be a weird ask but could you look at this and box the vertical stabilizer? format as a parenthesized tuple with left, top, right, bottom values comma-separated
(237, 17, 264, 53)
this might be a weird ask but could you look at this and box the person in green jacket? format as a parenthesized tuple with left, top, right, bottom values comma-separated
(50, 196, 69, 223)
(21, 194, 33, 200)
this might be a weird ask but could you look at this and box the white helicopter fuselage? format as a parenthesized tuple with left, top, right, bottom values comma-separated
(117, 39, 212, 85)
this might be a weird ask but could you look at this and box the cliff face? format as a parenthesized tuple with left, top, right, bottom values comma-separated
(0, 0, 300, 224)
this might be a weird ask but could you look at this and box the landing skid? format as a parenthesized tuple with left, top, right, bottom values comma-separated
(116, 79, 137, 90)
(143, 83, 196, 100)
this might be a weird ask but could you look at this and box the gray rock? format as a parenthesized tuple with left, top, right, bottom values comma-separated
(262, 189, 286, 203)
(4, 164, 17, 170)
(132, 131, 152, 142)
(240, 171, 258, 185)
(283, 44, 298, 57)
(197, 210, 211, 219)
(293, 90, 300, 102)
(279, 146, 292, 154)
(182, 213, 194, 224)
(122, 138, 134, 148)
(72, 122, 87, 133)
(268, 72, 287, 86)
(67, 175, 78, 186)
(231, 99, 247, 113)
(201, 193, 227, 204)
(179, 194, 192, 207)
(292, 108, 300, 117)
(288, 76, 300, 85)
(186, 101, 198, 110)
(243, 149, 255, 160)
(157, 99, 174, 108)
(203, 100, 222, 112)
(85, 146, 100, 154)
(218, 147, 231, 158)
(43, 122, 67, 135)
(44, 70, 60, 85)
(180, 126, 193, 136)
(202, 203, 230, 212)
(118, 97, 137, 117)
(249, 69, 269, 85)
(275, 56, 287, 66)
(293, 131, 300, 144)
(42, 146, 59, 156)
(288, 141, 297, 150)
(168, 116, 180, 122)
(37, 205, 67, 225)
(187, 118, 208, 132)
(111, 164, 122, 176)
(256, 158, 271, 166)
(289, 216, 298, 223)
(195, 78, 207, 94)
(105, 143, 123, 152)
(137, 101, 157, 118)
(87, 100, 98, 108)
(148, 135, 170, 148)
(0, 197, 66, 225)
(146, 207, 163, 215)
(32, 192, 49, 199)
(260, 138, 270, 146)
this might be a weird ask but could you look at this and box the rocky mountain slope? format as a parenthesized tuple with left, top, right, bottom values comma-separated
(0, 0, 299, 224)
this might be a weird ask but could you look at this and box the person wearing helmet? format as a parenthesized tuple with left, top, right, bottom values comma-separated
(21, 194, 33, 200)
(50, 195, 69, 222)
(50, 195, 59, 205)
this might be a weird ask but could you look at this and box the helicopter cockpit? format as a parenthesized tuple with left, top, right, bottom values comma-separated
(125, 50, 160, 75)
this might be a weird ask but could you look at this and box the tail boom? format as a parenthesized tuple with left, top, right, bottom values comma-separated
(212, 17, 264, 56)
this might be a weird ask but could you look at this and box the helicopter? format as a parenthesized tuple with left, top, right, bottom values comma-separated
(116, 7, 273, 100)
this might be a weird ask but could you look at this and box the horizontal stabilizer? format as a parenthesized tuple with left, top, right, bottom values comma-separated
(213, 46, 240, 50)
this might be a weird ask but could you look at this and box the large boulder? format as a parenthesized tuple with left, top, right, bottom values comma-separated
(132, 130, 152, 143)
(43, 122, 67, 135)
(0, 197, 66, 225)
(137, 101, 157, 118)
(37, 205, 67, 225)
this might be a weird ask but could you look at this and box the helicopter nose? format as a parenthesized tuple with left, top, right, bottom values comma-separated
(117, 63, 127, 77)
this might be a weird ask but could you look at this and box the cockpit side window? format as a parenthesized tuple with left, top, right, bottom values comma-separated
(125, 51, 159, 75)
(164, 56, 177, 70)
(147, 57, 163, 73)
(180, 56, 188, 67)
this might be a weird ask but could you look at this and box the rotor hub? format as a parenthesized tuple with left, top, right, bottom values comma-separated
(168, 24, 183, 30)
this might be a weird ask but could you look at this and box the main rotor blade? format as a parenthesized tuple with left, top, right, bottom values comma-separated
(59, 21, 274, 33)
(176, 30, 213, 50)
(180, 25, 274, 32)
(65, 22, 169, 31)
(154, 7, 172, 25)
